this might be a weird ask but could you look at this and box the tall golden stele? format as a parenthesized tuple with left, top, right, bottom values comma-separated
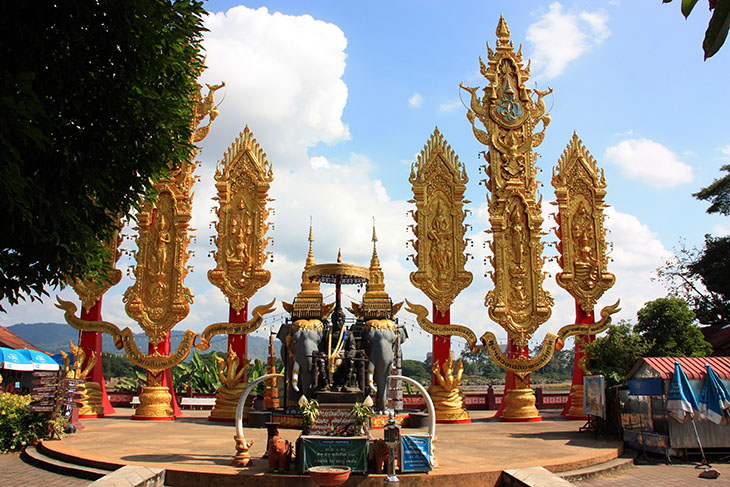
(208, 125, 274, 312)
(552, 133, 615, 313)
(204, 125, 275, 420)
(552, 133, 615, 418)
(121, 81, 224, 419)
(408, 127, 473, 313)
(461, 16, 554, 420)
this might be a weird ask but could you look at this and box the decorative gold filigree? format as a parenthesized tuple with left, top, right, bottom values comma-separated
(208, 125, 274, 312)
(408, 127, 472, 313)
(69, 226, 123, 313)
(196, 299, 277, 351)
(552, 133, 615, 313)
(460, 16, 553, 349)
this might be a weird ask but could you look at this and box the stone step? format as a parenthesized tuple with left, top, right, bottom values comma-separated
(22, 444, 113, 481)
(558, 450, 636, 482)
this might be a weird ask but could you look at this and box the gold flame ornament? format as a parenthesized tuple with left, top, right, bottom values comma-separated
(208, 125, 274, 312)
(409, 127, 473, 313)
(552, 133, 615, 312)
(460, 16, 554, 349)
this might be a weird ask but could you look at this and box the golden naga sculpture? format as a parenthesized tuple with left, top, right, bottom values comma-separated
(60, 342, 101, 417)
(428, 356, 469, 422)
(68, 225, 123, 313)
(460, 16, 553, 349)
(208, 125, 274, 312)
(408, 127, 472, 313)
(209, 347, 251, 421)
(552, 133, 615, 313)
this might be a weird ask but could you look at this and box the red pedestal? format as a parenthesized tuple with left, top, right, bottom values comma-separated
(78, 298, 115, 418)
(431, 305, 451, 385)
(562, 302, 595, 419)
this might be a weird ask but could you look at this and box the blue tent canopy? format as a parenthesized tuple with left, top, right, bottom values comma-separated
(0, 347, 34, 371)
(17, 349, 60, 371)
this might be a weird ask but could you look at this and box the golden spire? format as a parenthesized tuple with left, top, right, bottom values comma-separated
(364, 219, 387, 298)
(297, 221, 321, 298)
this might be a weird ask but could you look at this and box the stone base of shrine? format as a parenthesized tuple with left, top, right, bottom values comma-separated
(39, 408, 623, 487)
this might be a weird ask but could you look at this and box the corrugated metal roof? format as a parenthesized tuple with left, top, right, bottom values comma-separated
(629, 356, 730, 380)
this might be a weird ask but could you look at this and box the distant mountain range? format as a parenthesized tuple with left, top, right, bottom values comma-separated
(6, 323, 271, 363)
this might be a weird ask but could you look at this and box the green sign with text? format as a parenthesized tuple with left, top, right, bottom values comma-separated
(299, 436, 368, 473)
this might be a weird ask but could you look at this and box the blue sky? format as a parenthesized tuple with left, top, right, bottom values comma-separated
(2, 1, 729, 361)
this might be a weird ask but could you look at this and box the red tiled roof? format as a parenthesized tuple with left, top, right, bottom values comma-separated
(0, 327, 48, 353)
(629, 356, 730, 380)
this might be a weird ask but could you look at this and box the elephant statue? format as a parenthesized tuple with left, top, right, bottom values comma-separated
(267, 431, 293, 473)
(277, 319, 324, 404)
(361, 318, 407, 412)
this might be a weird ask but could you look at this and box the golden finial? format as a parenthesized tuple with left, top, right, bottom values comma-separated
(306, 216, 316, 269)
(297, 222, 321, 297)
(337, 249, 342, 263)
(496, 14, 510, 40)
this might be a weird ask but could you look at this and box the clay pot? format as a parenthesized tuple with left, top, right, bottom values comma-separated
(308, 465, 352, 487)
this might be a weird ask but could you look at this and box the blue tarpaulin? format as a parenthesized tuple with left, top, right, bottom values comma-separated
(667, 361, 699, 423)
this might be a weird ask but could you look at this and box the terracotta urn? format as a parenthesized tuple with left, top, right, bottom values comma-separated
(308, 466, 351, 487)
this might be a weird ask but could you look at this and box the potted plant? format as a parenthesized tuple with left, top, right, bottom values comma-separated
(349, 395, 373, 436)
(298, 396, 319, 435)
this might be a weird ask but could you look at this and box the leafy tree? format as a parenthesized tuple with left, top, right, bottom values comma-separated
(0, 1, 207, 311)
(636, 297, 713, 357)
(401, 359, 431, 384)
(664, 0, 730, 59)
(532, 347, 574, 383)
(585, 321, 651, 387)
(694, 164, 730, 215)
(173, 350, 222, 393)
(459, 345, 505, 381)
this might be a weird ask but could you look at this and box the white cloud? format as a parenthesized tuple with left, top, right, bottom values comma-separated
(439, 100, 461, 112)
(713, 223, 730, 236)
(604, 138, 693, 188)
(527, 2, 610, 79)
(720, 144, 730, 156)
(200, 6, 350, 169)
(408, 92, 423, 108)
(310, 155, 331, 169)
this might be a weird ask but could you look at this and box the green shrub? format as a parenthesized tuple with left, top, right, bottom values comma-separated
(0, 393, 66, 453)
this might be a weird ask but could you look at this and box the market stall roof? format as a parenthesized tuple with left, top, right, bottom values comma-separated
(0, 346, 34, 371)
(627, 356, 730, 381)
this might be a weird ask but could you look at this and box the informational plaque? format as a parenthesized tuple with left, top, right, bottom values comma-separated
(310, 405, 357, 436)
(584, 375, 606, 419)
(400, 434, 432, 472)
(299, 436, 368, 473)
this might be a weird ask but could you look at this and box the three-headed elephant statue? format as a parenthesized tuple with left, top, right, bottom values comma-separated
(361, 319, 407, 412)
(277, 319, 324, 404)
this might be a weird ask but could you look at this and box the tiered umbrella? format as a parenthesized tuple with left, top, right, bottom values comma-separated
(699, 364, 730, 425)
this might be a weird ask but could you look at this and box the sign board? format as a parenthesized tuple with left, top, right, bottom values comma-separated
(30, 405, 55, 413)
(299, 436, 368, 473)
(584, 375, 606, 419)
(310, 405, 357, 436)
(32, 378, 58, 386)
(33, 371, 59, 377)
(629, 378, 663, 396)
(400, 434, 432, 472)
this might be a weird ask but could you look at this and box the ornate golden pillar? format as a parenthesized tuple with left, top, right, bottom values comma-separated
(461, 16, 554, 421)
(407, 127, 473, 423)
(204, 125, 275, 421)
(552, 134, 615, 419)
